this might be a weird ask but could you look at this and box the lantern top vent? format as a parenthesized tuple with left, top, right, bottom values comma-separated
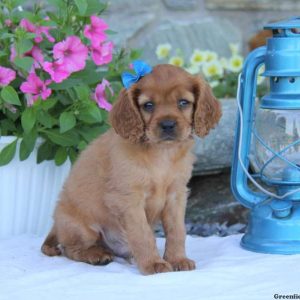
(265, 17, 300, 37)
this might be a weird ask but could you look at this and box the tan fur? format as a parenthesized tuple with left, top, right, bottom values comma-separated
(41, 64, 221, 275)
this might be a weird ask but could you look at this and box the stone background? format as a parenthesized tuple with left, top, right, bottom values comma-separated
(102, 1, 300, 236)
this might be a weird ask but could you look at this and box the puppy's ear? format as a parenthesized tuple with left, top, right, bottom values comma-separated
(109, 88, 144, 143)
(193, 76, 222, 138)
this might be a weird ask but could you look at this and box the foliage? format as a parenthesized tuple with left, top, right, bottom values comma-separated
(0, 0, 141, 166)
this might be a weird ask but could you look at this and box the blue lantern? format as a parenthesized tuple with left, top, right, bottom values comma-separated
(231, 17, 300, 254)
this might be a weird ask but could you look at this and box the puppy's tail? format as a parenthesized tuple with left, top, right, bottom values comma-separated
(41, 226, 62, 256)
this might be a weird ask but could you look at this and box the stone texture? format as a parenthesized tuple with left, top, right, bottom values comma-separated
(205, 0, 300, 11)
(132, 18, 241, 65)
(163, 0, 199, 10)
(193, 98, 237, 175)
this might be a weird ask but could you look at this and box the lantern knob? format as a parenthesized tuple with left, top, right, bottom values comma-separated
(270, 200, 292, 218)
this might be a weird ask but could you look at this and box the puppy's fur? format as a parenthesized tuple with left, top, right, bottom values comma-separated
(41, 64, 221, 275)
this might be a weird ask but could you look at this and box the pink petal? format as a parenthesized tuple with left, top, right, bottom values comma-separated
(91, 42, 113, 66)
(41, 87, 52, 100)
(43, 61, 70, 83)
(94, 79, 113, 111)
(0, 66, 16, 86)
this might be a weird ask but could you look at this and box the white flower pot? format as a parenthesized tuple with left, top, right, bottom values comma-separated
(0, 136, 71, 239)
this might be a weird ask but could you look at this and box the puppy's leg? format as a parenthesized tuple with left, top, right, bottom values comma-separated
(41, 226, 62, 256)
(121, 205, 172, 275)
(162, 189, 196, 271)
(56, 216, 114, 266)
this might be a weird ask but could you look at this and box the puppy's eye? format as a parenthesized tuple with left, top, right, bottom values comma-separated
(178, 99, 190, 109)
(143, 101, 155, 112)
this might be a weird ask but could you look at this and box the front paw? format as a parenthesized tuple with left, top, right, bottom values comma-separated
(141, 259, 173, 275)
(165, 257, 196, 271)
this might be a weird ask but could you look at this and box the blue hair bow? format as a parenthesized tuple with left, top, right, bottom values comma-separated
(121, 60, 152, 89)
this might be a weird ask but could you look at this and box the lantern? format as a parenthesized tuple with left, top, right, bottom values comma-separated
(231, 18, 300, 254)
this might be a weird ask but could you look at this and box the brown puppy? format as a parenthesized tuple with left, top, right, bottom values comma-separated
(41, 64, 221, 275)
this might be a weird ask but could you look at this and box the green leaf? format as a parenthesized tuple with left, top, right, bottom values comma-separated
(130, 48, 143, 60)
(78, 140, 87, 151)
(21, 108, 36, 134)
(1, 86, 21, 106)
(68, 147, 78, 164)
(81, 0, 107, 16)
(0, 139, 18, 166)
(105, 29, 117, 35)
(78, 126, 103, 142)
(14, 57, 34, 71)
(74, 85, 90, 101)
(19, 129, 37, 161)
(18, 39, 33, 54)
(59, 112, 76, 133)
(49, 78, 81, 90)
(54, 147, 68, 166)
(74, 0, 87, 15)
(40, 98, 58, 110)
(78, 104, 102, 124)
(46, 129, 80, 146)
(37, 141, 56, 163)
(46, 0, 67, 9)
(37, 110, 56, 128)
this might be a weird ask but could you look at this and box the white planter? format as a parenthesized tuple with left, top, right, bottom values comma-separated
(0, 136, 71, 239)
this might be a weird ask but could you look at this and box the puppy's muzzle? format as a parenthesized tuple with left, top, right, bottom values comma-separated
(159, 119, 177, 140)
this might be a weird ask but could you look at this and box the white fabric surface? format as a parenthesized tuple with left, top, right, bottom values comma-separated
(0, 234, 299, 300)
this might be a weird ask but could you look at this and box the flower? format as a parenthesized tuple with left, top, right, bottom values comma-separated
(20, 18, 55, 43)
(0, 66, 16, 86)
(209, 80, 219, 88)
(155, 43, 172, 60)
(53, 36, 88, 73)
(205, 51, 218, 62)
(169, 56, 184, 67)
(185, 64, 200, 75)
(228, 54, 244, 73)
(20, 73, 52, 105)
(219, 57, 228, 69)
(91, 41, 114, 66)
(190, 49, 207, 66)
(5, 19, 12, 27)
(202, 61, 224, 78)
(257, 64, 265, 85)
(93, 79, 113, 111)
(84, 16, 108, 46)
(43, 61, 70, 83)
(229, 43, 239, 55)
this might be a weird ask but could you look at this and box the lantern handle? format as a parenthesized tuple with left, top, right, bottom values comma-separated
(231, 47, 268, 208)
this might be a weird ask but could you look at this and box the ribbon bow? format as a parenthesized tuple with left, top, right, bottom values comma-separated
(121, 60, 152, 89)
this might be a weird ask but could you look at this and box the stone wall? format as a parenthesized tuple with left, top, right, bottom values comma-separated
(103, 0, 300, 60)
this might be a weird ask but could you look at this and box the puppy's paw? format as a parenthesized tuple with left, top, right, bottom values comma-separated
(82, 247, 114, 266)
(166, 257, 196, 271)
(141, 259, 173, 275)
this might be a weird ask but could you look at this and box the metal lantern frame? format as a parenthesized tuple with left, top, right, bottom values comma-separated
(231, 18, 300, 254)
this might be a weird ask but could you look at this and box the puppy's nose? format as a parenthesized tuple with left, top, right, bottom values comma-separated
(160, 120, 177, 132)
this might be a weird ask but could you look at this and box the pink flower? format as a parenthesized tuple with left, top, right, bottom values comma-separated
(0, 66, 16, 86)
(20, 73, 52, 105)
(84, 16, 108, 46)
(43, 61, 70, 83)
(53, 36, 88, 73)
(5, 19, 12, 27)
(93, 79, 113, 111)
(20, 18, 55, 43)
(91, 41, 114, 66)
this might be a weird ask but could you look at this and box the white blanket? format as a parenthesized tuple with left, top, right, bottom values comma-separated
(0, 234, 299, 300)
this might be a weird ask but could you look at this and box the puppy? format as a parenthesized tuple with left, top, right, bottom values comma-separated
(41, 64, 221, 275)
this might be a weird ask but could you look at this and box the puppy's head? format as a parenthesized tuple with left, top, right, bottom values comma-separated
(110, 64, 221, 144)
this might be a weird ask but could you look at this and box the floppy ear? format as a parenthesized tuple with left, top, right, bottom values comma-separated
(193, 76, 222, 138)
(109, 88, 144, 143)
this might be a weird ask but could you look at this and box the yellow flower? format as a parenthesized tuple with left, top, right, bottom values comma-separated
(205, 50, 218, 62)
(169, 56, 184, 67)
(156, 43, 172, 60)
(229, 43, 239, 55)
(202, 61, 224, 78)
(185, 64, 200, 75)
(257, 64, 265, 85)
(190, 49, 207, 66)
(228, 54, 244, 73)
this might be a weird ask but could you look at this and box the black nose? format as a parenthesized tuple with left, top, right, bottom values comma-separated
(160, 120, 177, 132)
